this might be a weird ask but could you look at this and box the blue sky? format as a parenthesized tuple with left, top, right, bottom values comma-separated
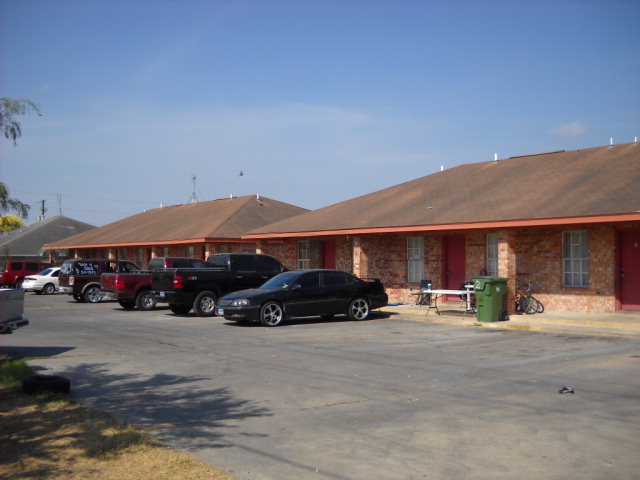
(1, 0, 639, 227)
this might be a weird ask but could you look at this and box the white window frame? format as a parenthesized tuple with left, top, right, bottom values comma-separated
(298, 240, 310, 269)
(563, 231, 588, 288)
(407, 237, 424, 283)
(486, 233, 498, 276)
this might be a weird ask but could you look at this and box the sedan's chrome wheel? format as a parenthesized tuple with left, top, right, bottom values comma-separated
(260, 301, 284, 327)
(348, 297, 369, 321)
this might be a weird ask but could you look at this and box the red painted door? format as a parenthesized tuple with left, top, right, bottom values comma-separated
(620, 230, 640, 310)
(321, 240, 336, 269)
(444, 235, 465, 300)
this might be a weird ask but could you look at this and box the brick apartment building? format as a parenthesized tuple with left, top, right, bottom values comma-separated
(245, 143, 640, 314)
(44, 195, 308, 266)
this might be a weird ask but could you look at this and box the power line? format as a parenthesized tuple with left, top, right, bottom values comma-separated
(62, 206, 144, 215)
(11, 189, 157, 205)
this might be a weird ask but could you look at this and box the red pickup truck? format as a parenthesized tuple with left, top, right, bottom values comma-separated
(100, 257, 207, 310)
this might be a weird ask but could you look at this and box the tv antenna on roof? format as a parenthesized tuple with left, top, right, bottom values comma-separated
(188, 175, 199, 204)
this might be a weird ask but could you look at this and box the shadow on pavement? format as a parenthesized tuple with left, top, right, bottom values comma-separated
(1, 346, 76, 359)
(36, 361, 272, 450)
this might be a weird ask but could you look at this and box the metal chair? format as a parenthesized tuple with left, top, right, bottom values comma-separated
(412, 279, 433, 306)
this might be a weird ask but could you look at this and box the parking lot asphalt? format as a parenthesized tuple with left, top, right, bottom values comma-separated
(4, 294, 640, 480)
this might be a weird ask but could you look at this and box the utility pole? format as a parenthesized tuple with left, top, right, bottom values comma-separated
(38, 199, 47, 221)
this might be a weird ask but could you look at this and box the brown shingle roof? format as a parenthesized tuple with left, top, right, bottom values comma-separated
(246, 143, 640, 238)
(46, 195, 308, 248)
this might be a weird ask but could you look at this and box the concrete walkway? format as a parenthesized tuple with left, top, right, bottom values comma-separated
(380, 302, 640, 337)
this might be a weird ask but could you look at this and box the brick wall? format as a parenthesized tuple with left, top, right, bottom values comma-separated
(78, 222, 628, 313)
(336, 237, 353, 272)
(466, 231, 486, 279)
(262, 240, 302, 270)
(263, 237, 352, 272)
(506, 225, 617, 312)
(258, 222, 638, 313)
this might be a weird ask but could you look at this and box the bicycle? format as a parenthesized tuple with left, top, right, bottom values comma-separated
(515, 282, 544, 314)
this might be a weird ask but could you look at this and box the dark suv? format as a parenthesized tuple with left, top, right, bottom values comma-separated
(1, 260, 53, 288)
(59, 259, 140, 303)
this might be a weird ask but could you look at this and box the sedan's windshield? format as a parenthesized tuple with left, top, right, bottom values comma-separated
(261, 272, 300, 289)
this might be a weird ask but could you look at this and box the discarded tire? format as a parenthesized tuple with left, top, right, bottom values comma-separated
(22, 375, 71, 395)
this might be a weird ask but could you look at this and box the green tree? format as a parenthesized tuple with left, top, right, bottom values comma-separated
(0, 97, 39, 230)
(1, 97, 41, 146)
(0, 214, 26, 232)
(0, 183, 30, 219)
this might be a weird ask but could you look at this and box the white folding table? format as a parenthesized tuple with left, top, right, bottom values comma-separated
(423, 286, 476, 318)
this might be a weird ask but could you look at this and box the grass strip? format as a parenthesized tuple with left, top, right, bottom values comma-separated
(0, 356, 235, 480)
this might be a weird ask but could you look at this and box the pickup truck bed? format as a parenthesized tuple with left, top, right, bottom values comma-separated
(100, 257, 207, 311)
(0, 288, 29, 333)
(100, 271, 156, 310)
(152, 253, 288, 317)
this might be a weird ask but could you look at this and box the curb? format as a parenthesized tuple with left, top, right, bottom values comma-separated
(379, 305, 640, 337)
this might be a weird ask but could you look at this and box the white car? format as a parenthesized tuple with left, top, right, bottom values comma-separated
(22, 267, 61, 295)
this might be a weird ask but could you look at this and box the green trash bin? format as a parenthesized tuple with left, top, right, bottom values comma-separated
(473, 276, 508, 322)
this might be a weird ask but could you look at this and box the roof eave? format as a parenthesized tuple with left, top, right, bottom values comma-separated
(43, 237, 255, 250)
(242, 213, 640, 239)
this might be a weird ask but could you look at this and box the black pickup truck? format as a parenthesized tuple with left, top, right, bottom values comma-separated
(151, 253, 288, 316)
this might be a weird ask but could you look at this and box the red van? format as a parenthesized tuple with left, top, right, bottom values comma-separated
(0, 260, 54, 288)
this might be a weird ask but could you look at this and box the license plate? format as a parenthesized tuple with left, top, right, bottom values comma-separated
(159, 292, 165, 298)
(217, 308, 224, 315)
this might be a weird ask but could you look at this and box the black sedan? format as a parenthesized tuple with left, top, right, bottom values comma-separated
(216, 269, 388, 327)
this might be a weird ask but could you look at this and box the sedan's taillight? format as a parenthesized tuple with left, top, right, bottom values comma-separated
(24, 277, 37, 281)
